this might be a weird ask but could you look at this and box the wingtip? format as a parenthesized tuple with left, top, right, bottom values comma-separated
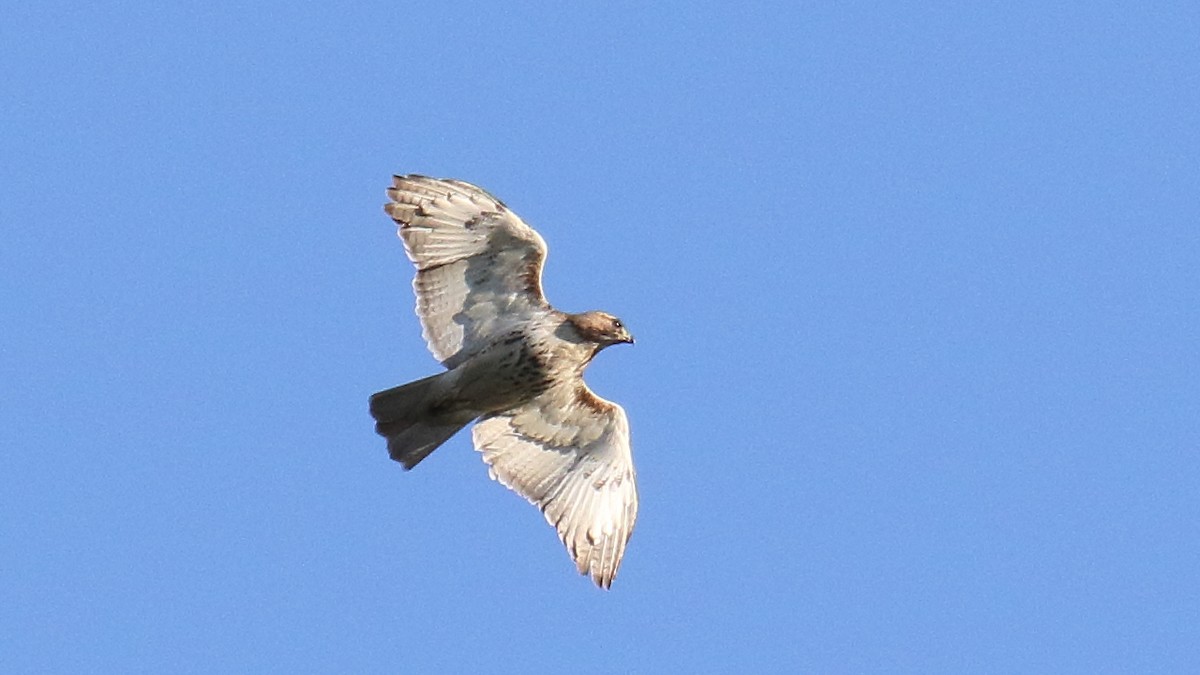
(591, 569, 615, 590)
(583, 556, 620, 589)
(391, 173, 436, 188)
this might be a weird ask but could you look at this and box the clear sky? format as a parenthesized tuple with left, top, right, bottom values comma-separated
(3, 2, 1198, 673)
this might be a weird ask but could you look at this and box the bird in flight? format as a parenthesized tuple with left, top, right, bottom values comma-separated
(370, 175, 638, 588)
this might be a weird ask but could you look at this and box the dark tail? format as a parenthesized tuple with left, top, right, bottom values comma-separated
(369, 373, 475, 469)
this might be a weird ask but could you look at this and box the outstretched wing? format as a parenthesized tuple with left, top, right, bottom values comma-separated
(472, 383, 639, 589)
(385, 175, 550, 368)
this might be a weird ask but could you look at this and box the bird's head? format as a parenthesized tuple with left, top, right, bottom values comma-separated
(568, 311, 634, 348)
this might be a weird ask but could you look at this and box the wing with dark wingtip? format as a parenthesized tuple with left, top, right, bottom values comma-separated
(384, 175, 550, 368)
(472, 382, 639, 589)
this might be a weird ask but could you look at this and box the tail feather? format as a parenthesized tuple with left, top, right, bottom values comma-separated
(383, 422, 467, 469)
(369, 374, 475, 470)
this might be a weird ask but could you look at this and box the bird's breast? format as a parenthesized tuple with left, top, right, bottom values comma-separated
(449, 329, 562, 413)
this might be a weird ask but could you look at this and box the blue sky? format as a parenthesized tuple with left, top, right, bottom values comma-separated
(3, 2, 1198, 672)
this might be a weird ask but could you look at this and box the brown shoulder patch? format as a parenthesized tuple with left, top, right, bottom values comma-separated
(520, 250, 545, 299)
(576, 384, 615, 415)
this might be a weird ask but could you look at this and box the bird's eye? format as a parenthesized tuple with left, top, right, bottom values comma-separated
(613, 319, 623, 329)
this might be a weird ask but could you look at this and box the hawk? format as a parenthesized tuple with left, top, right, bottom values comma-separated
(370, 175, 638, 588)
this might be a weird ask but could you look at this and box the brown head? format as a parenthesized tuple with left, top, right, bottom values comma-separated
(567, 311, 634, 348)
